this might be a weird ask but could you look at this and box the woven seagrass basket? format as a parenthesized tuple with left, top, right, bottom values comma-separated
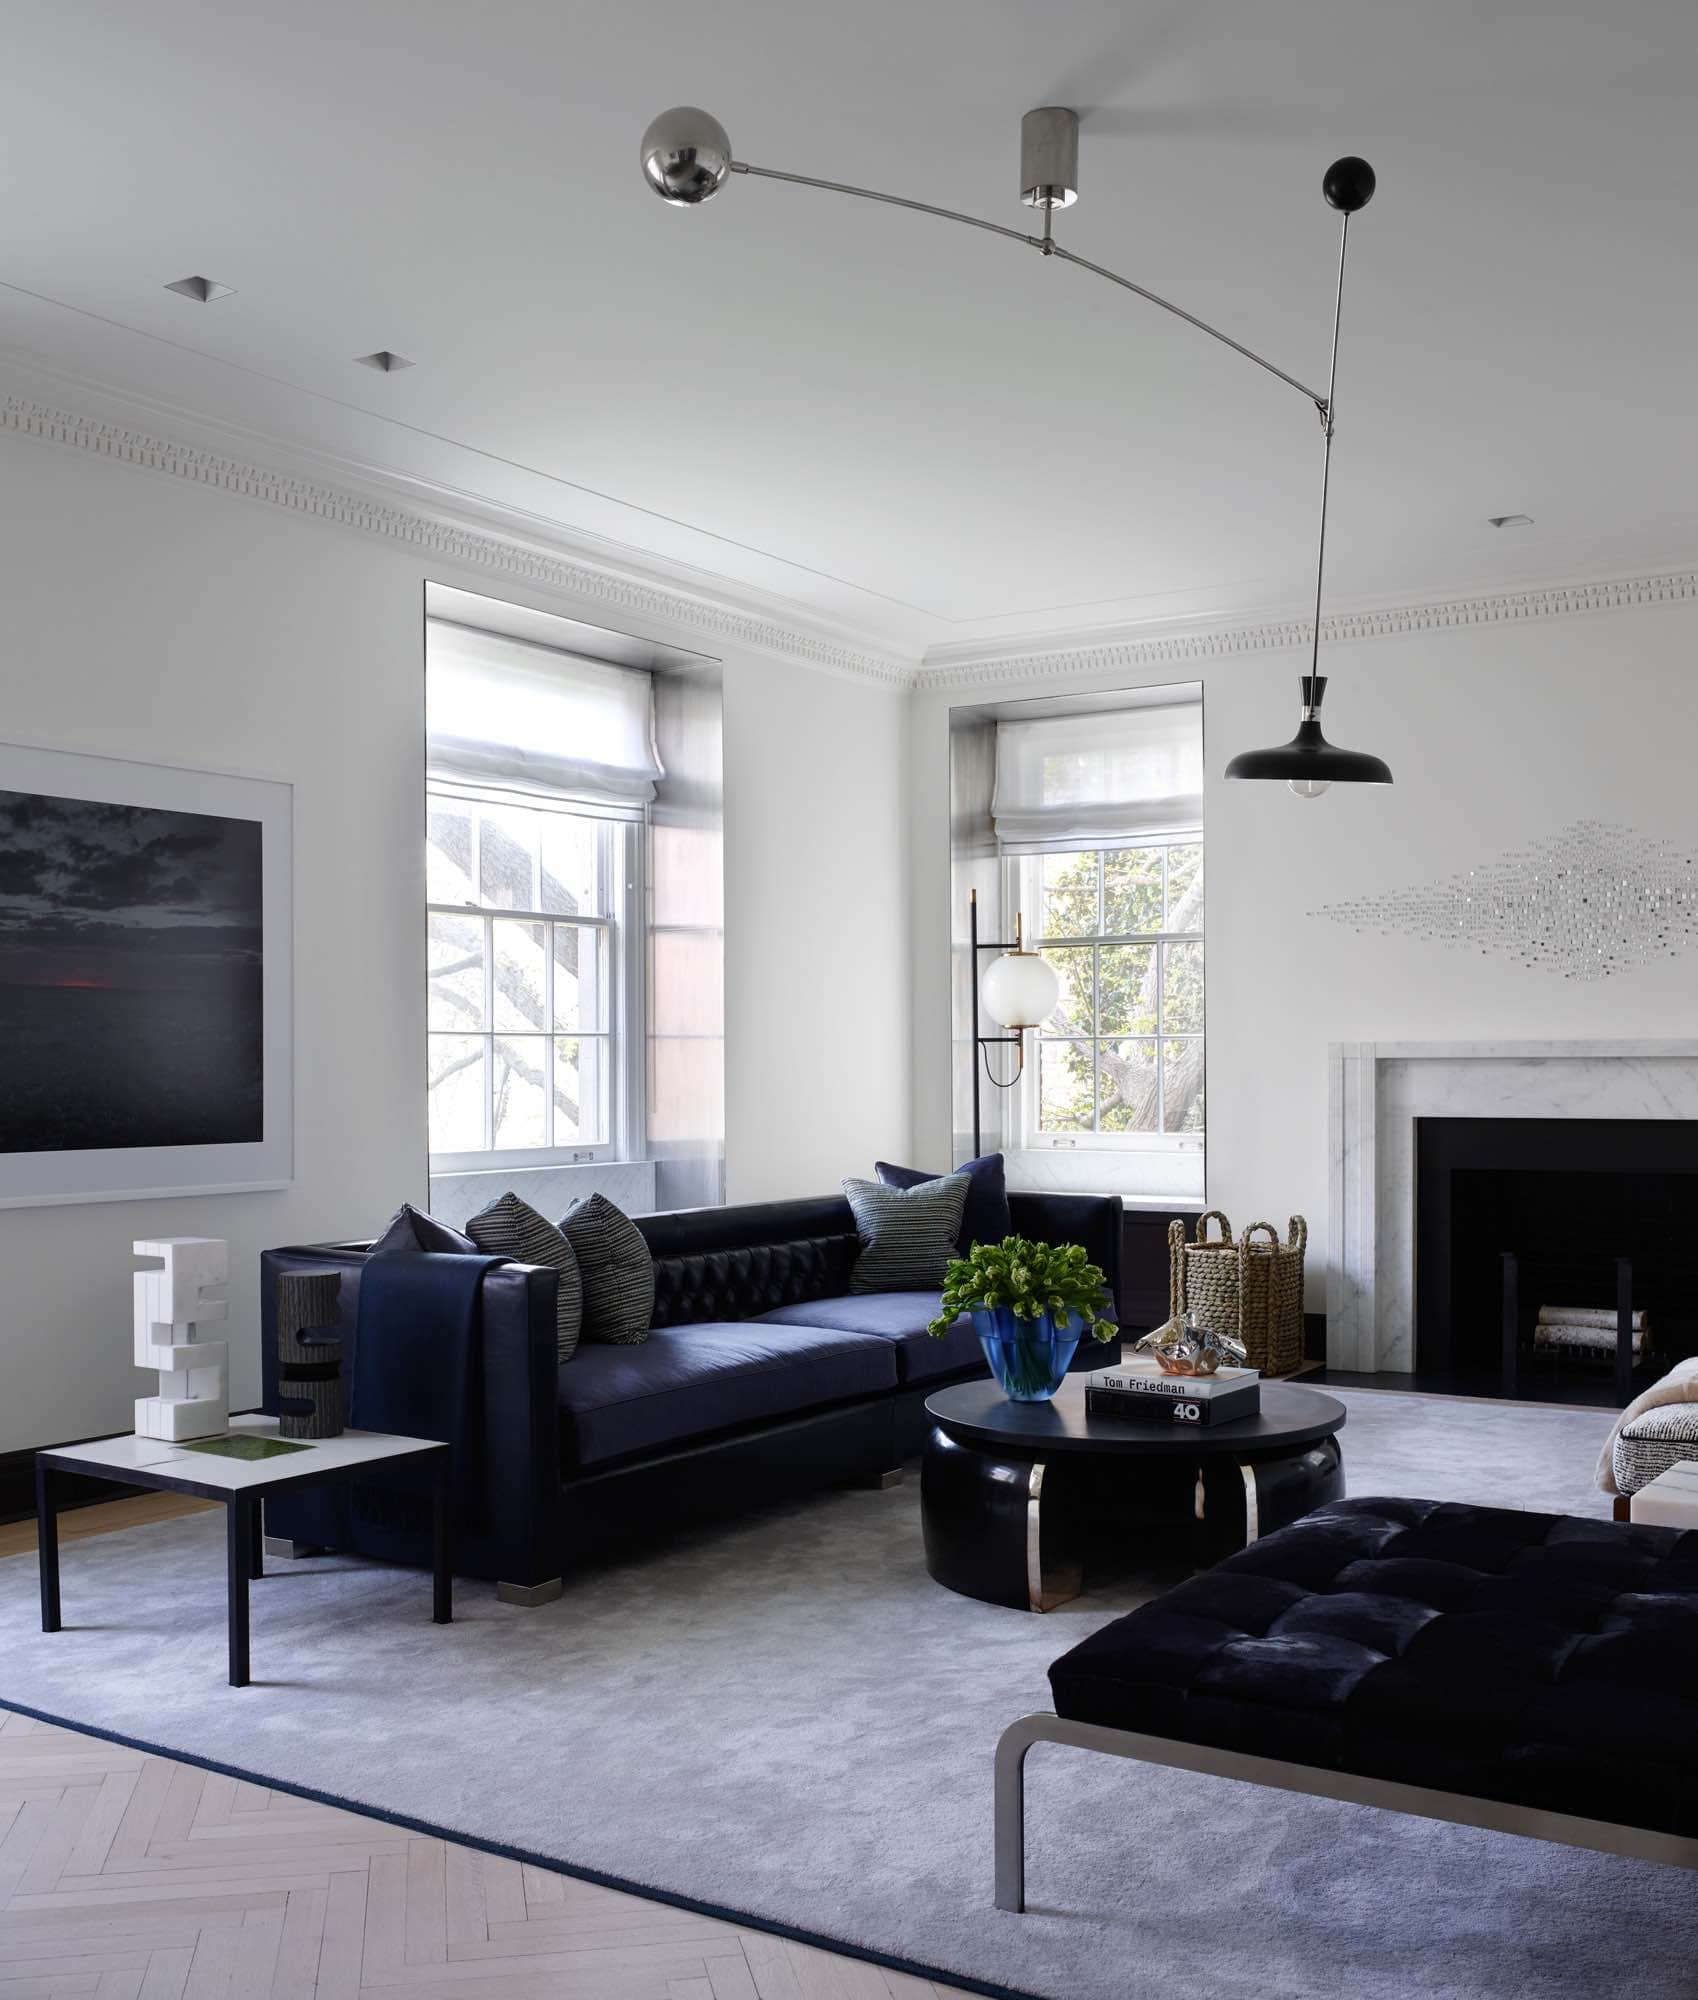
(1168, 1210, 1308, 1377)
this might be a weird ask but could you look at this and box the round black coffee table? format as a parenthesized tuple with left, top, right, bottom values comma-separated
(921, 1377, 1346, 1612)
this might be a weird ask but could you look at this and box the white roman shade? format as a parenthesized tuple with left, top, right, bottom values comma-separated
(991, 695, 1203, 852)
(426, 618, 665, 812)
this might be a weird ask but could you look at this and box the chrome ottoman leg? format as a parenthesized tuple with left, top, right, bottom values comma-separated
(995, 1713, 1056, 1912)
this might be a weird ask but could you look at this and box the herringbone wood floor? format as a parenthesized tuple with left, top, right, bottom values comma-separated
(0, 1500, 972, 2000)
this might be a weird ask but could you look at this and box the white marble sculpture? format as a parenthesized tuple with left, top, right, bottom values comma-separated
(133, 1238, 229, 1441)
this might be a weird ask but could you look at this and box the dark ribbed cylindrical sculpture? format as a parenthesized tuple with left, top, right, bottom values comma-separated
(274, 1271, 345, 1439)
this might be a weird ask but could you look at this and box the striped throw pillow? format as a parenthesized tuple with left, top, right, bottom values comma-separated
(559, 1193, 655, 1345)
(843, 1174, 971, 1294)
(1613, 1403, 1698, 1496)
(466, 1192, 583, 1363)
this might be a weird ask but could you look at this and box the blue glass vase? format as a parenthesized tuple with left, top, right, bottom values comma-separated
(971, 1307, 1083, 1402)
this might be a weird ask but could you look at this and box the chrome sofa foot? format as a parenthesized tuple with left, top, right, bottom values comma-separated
(497, 1576, 565, 1607)
(862, 1468, 905, 1490)
(262, 1537, 323, 1559)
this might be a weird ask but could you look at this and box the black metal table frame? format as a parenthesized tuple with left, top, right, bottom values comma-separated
(35, 1442, 452, 1688)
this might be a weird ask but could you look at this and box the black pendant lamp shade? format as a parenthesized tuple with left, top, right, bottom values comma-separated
(1223, 676, 1392, 793)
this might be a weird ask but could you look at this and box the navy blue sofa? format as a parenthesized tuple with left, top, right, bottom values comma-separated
(260, 1189, 1121, 1602)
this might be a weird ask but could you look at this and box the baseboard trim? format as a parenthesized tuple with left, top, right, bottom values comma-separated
(0, 1444, 126, 1528)
(0, 1695, 1045, 2000)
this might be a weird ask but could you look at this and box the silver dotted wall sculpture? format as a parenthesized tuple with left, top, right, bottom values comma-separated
(1312, 821, 1698, 980)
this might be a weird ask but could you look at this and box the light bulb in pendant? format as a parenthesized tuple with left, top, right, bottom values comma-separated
(1289, 777, 1332, 800)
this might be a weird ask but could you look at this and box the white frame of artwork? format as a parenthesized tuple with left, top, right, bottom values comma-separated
(0, 740, 293, 1207)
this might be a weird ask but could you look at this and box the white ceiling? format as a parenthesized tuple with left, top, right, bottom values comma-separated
(3, 0, 1696, 657)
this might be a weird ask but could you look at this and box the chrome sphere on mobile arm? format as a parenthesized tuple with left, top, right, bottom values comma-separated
(640, 107, 733, 205)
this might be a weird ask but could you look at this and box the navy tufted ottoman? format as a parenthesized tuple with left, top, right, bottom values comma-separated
(995, 1495, 1698, 1911)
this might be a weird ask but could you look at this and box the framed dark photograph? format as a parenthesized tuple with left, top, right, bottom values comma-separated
(0, 741, 292, 1206)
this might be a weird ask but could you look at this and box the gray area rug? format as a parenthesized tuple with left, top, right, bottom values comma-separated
(4, 1388, 1692, 2000)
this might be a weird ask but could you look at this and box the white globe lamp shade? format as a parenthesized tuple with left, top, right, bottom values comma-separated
(980, 950, 1059, 1031)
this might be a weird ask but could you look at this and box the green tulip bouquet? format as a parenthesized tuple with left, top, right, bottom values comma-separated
(927, 1237, 1118, 1343)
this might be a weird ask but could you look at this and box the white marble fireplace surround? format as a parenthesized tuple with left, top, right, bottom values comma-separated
(1327, 1041, 1698, 1372)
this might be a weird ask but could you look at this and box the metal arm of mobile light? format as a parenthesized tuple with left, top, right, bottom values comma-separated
(638, 108, 1391, 797)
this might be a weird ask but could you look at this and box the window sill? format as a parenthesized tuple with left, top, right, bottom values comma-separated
(427, 1157, 659, 1230)
(1005, 1144, 1203, 1205)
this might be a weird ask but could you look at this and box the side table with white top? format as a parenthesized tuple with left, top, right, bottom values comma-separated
(35, 1415, 451, 1686)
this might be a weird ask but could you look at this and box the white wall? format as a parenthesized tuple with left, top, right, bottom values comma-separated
(0, 432, 912, 1454)
(722, 652, 911, 1201)
(909, 597, 1698, 1322)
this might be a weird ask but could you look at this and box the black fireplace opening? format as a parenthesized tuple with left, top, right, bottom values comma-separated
(1416, 1117, 1698, 1401)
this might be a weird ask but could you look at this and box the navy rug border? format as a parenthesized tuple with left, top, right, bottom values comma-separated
(0, 1694, 1049, 2000)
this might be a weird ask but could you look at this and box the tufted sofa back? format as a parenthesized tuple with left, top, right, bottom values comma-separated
(269, 1188, 1124, 1341)
(636, 1195, 860, 1329)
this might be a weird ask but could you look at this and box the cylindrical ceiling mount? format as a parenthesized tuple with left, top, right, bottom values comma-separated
(1020, 107, 1079, 209)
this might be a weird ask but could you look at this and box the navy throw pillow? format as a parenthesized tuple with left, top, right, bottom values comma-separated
(369, 1202, 477, 1255)
(874, 1153, 1011, 1252)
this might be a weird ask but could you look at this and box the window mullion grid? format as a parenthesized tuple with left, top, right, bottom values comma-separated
(605, 824, 622, 1152)
(466, 812, 487, 1154)
(543, 920, 555, 1151)
(1157, 943, 1167, 1135)
(1156, 848, 1167, 1135)
(428, 902, 611, 931)
(481, 913, 495, 1153)
(426, 796, 633, 1168)
(1018, 842, 1203, 1150)
(1014, 856, 1030, 1149)
(1091, 854, 1104, 1132)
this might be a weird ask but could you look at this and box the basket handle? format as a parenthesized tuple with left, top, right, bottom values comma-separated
(1242, 1221, 1281, 1248)
(1288, 1214, 1308, 1254)
(1194, 1209, 1234, 1246)
(1168, 1219, 1186, 1320)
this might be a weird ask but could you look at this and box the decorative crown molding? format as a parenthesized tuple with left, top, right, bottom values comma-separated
(0, 392, 917, 693)
(8, 381, 1698, 704)
(917, 566, 1698, 691)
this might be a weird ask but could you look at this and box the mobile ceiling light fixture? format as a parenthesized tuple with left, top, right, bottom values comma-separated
(640, 104, 1391, 797)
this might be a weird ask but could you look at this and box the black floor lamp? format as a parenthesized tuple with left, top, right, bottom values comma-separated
(969, 889, 1059, 1158)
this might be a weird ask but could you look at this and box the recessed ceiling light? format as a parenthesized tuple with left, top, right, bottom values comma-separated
(355, 350, 415, 373)
(164, 275, 235, 303)
(1488, 513, 1535, 529)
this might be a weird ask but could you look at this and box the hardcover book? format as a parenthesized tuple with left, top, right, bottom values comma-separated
(1087, 1363, 1259, 1399)
(1087, 1377, 1262, 1427)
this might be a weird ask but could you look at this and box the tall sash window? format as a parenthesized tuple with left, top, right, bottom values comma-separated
(994, 693, 1205, 1149)
(425, 620, 663, 1166)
